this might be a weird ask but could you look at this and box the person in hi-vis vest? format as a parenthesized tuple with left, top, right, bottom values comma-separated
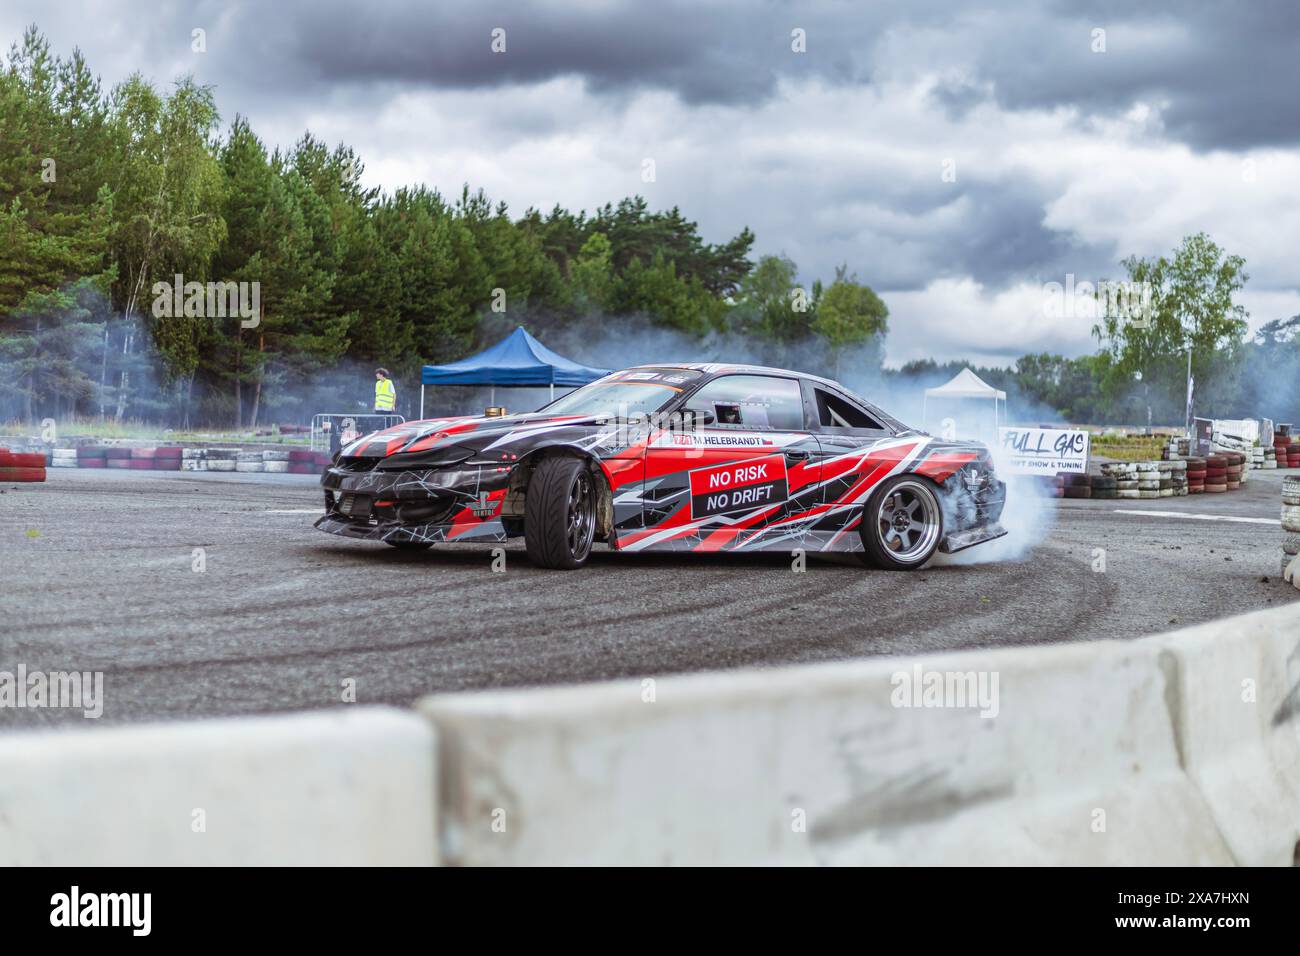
(373, 368, 396, 414)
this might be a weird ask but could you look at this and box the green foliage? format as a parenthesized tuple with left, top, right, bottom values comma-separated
(0, 27, 1271, 431)
(812, 266, 889, 377)
(1093, 232, 1250, 423)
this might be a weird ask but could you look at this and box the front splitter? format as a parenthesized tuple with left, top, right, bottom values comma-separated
(939, 522, 1007, 554)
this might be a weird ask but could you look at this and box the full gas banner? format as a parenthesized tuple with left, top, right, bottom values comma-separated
(997, 427, 1090, 475)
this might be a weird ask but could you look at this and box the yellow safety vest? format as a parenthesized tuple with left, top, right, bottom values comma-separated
(375, 378, 396, 411)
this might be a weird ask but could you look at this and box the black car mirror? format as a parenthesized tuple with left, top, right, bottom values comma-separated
(681, 407, 716, 427)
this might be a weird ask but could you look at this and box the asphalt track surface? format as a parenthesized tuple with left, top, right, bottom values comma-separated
(2, 466, 1297, 727)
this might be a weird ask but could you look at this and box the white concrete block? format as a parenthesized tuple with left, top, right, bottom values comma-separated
(0, 708, 436, 866)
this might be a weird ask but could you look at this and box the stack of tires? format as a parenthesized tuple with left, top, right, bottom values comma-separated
(1204, 455, 1229, 493)
(262, 449, 290, 473)
(76, 446, 107, 469)
(235, 451, 264, 473)
(1061, 474, 1091, 499)
(50, 448, 78, 468)
(0, 448, 47, 482)
(1283, 476, 1300, 578)
(1185, 456, 1206, 494)
(1286, 439, 1300, 470)
(1264, 446, 1278, 469)
(153, 446, 183, 471)
(1137, 461, 1163, 498)
(1100, 462, 1139, 499)
(127, 447, 155, 470)
(1166, 459, 1188, 496)
(206, 449, 238, 472)
(1091, 475, 1118, 500)
(1224, 451, 1246, 489)
(104, 447, 132, 469)
(289, 449, 317, 474)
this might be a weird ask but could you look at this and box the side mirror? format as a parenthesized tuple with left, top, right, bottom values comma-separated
(681, 407, 716, 427)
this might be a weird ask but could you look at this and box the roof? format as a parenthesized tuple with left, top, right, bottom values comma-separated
(923, 367, 1007, 401)
(421, 327, 610, 387)
(626, 362, 910, 432)
(629, 362, 843, 389)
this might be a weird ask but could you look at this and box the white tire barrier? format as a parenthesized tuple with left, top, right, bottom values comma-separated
(0, 709, 436, 866)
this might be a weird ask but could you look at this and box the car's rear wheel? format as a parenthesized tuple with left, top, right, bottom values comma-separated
(525, 456, 597, 569)
(859, 476, 943, 571)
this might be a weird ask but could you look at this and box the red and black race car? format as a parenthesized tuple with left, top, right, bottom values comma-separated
(316, 364, 1006, 570)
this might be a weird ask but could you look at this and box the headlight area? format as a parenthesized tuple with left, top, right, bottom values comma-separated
(374, 444, 476, 471)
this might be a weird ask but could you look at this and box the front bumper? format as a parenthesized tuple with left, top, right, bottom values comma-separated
(314, 462, 509, 544)
(937, 474, 1006, 553)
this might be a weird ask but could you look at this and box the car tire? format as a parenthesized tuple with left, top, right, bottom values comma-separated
(859, 475, 943, 571)
(525, 456, 597, 569)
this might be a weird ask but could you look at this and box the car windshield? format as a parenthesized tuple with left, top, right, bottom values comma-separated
(539, 368, 703, 418)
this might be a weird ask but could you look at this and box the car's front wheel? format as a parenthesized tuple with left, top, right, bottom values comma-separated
(859, 475, 943, 570)
(524, 456, 597, 569)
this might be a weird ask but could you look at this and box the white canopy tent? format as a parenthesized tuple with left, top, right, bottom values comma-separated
(922, 368, 1007, 433)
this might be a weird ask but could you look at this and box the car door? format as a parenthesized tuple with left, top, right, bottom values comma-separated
(802, 380, 919, 520)
(632, 373, 822, 551)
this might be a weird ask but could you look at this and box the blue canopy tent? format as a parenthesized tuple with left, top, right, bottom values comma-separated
(418, 326, 610, 418)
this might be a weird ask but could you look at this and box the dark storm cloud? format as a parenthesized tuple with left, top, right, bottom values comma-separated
(845, 180, 1117, 292)
(238, 0, 1300, 150)
(973, 0, 1300, 150)
(12, 1, 1294, 148)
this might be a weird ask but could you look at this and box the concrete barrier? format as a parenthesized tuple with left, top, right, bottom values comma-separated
(5, 606, 1298, 865)
(0, 708, 436, 866)
(418, 634, 1256, 865)
(1151, 607, 1300, 865)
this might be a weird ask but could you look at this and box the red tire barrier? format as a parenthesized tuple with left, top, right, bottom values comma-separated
(130, 447, 156, 459)
(77, 458, 106, 469)
(104, 448, 132, 459)
(151, 458, 182, 471)
(127, 459, 154, 470)
(289, 463, 318, 475)
(288, 449, 314, 463)
(76, 446, 108, 459)
(9, 452, 45, 468)
(153, 447, 183, 459)
(0, 466, 46, 482)
(105, 458, 130, 469)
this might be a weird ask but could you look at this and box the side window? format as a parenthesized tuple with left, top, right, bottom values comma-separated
(815, 387, 886, 430)
(688, 375, 806, 431)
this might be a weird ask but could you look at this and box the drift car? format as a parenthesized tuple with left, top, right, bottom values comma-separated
(316, 364, 1006, 570)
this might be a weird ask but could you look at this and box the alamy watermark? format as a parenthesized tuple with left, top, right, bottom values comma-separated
(890, 664, 1000, 718)
(0, 666, 104, 718)
(1043, 274, 1153, 328)
(152, 273, 260, 328)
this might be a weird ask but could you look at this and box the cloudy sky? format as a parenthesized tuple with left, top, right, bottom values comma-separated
(6, 0, 1299, 365)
